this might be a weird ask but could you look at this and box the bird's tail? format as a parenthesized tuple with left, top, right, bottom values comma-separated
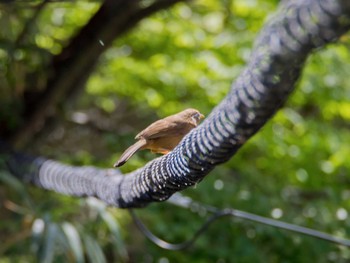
(114, 139, 147, 167)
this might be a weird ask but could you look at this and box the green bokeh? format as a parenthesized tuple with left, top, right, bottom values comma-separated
(1, 0, 350, 262)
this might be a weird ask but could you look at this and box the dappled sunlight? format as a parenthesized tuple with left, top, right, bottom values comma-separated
(1, 0, 350, 262)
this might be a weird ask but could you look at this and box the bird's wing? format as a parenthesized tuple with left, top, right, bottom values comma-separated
(136, 117, 190, 140)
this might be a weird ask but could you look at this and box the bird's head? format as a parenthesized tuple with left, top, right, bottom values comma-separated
(181, 108, 205, 125)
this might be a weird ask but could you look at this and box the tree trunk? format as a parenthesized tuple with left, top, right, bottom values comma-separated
(10, 0, 185, 148)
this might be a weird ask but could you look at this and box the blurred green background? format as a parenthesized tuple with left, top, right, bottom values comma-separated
(1, 0, 350, 262)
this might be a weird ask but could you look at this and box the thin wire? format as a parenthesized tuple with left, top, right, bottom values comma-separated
(130, 194, 350, 250)
(129, 209, 232, 250)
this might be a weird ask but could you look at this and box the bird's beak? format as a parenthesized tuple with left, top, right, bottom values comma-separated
(200, 113, 205, 119)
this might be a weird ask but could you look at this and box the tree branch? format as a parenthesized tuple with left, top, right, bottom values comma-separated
(3, 0, 350, 208)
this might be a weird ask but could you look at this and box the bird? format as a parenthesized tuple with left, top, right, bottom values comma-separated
(114, 108, 205, 167)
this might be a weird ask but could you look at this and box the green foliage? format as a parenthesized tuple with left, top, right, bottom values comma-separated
(0, 2, 99, 134)
(0, 169, 128, 262)
(1, 0, 350, 262)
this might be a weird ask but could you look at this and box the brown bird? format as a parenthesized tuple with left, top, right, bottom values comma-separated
(114, 108, 204, 167)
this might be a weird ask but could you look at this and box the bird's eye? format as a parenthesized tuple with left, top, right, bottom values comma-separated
(191, 112, 204, 124)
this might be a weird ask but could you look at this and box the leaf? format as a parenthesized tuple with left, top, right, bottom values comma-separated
(39, 222, 59, 263)
(61, 222, 84, 263)
(0, 170, 27, 196)
(31, 218, 45, 254)
(83, 234, 107, 263)
(99, 210, 128, 261)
